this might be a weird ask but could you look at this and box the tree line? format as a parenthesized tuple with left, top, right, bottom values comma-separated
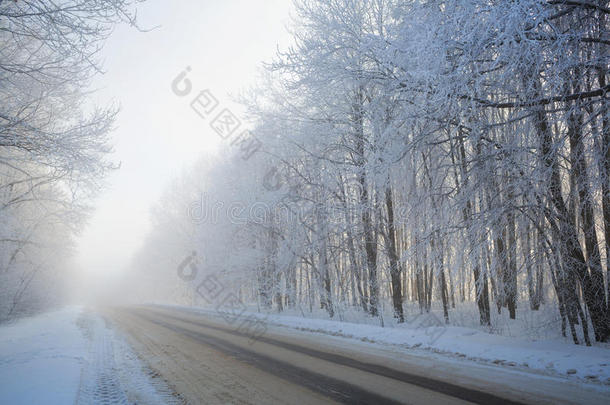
(0, 1, 139, 321)
(133, 0, 609, 344)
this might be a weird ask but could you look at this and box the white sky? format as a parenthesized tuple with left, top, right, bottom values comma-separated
(73, 0, 293, 281)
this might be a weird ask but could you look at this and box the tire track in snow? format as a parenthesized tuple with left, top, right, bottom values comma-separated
(75, 310, 181, 405)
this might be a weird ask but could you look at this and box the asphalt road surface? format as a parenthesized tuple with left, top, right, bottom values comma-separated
(105, 306, 608, 405)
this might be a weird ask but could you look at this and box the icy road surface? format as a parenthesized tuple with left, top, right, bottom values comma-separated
(106, 305, 609, 405)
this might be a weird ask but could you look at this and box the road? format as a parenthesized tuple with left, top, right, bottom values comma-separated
(105, 306, 608, 405)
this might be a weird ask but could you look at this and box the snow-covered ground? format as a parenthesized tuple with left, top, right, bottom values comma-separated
(0, 307, 177, 405)
(173, 304, 610, 386)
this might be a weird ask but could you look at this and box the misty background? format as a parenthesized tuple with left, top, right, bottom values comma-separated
(72, 0, 293, 301)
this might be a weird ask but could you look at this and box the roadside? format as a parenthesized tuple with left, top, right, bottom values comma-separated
(165, 304, 610, 386)
(0, 307, 179, 405)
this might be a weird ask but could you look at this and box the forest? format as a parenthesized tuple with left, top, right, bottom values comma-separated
(130, 0, 610, 345)
(0, 1, 137, 320)
(1, 0, 608, 347)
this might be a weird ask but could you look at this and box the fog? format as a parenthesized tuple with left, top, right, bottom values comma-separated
(2, 0, 609, 352)
(71, 0, 293, 302)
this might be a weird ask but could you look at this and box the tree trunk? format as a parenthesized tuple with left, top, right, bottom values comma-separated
(535, 92, 609, 342)
(385, 185, 404, 322)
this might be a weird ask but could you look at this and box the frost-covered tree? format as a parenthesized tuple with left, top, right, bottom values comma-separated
(0, 0, 143, 320)
(135, 0, 609, 344)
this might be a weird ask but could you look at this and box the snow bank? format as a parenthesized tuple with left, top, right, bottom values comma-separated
(279, 315, 609, 379)
(0, 307, 86, 404)
(175, 305, 610, 385)
(0, 307, 176, 405)
(263, 312, 610, 383)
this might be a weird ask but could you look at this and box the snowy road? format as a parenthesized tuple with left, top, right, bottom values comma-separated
(106, 306, 608, 405)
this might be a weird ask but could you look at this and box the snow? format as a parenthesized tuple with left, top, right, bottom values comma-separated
(0, 307, 85, 404)
(0, 307, 176, 405)
(174, 304, 610, 386)
(262, 313, 610, 383)
(3, 304, 609, 404)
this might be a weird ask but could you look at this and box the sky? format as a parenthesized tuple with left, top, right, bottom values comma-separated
(73, 0, 294, 284)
